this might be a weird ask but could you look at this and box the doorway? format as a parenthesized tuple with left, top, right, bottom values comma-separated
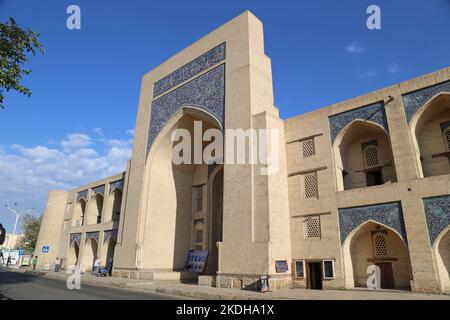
(376, 262, 394, 289)
(307, 262, 323, 290)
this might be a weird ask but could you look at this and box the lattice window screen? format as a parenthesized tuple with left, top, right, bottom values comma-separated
(301, 138, 315, 158)
(193, 186, 203, 211)
(305, 216, 321, 239)
(304, 172, 318, 199)
(363, 145, 379, 168)
(444, 129, 450, 151)
(373, 233, 388, 257)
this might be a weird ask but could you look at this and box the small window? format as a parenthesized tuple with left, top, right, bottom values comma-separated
(363, 145, 379, 168)
(304, 172, 318, 199)
(295, 260, 305, 278)
(305, 216, 321, 239)
(444, 128, 450, 151)
(322, 260, 335, 279)
(373, 232, 388, 257)
(301, 138, 315, 158)
(193, 186, 203, 212)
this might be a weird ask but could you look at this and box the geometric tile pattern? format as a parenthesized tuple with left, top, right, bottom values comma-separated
(329, 101, 388, 143)
(91, 185, 105, 197)
(109, 179, 124, 194)
(85, 231, 99, 243)
(401, 80, 450, 124)
(153, 42, 226, 97)
(70, 233, 81, 245)
(338, 201, 407, 244)
(423, 195, 450, 246)
(147, 64, 225, 152)
(103, 229, 118, 242)
(76, 190, 88, 202)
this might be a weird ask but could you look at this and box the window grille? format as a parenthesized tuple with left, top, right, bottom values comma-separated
(363, 145, 379, 168)
(304, 172, 318, 199)
(193, 186, 203, 211)
(373, 233, 388, 257)
(301, 138, 315, 158)
(444, 128, 450, 151)
(305, 216, 321, 239)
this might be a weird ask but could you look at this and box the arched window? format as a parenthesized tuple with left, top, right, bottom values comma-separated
(444, 128, 450, 151)
(193, 222, 204, 250)
(363, 145, 380, 168)
(373, 232, 388, 257)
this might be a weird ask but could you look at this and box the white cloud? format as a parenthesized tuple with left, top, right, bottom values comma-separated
(346, 41, 364, 54)
(387, 62, 400, 74)
(357, 69, 378, 79)
(0, 131, 133, 231)
(93, 127, 103, 136)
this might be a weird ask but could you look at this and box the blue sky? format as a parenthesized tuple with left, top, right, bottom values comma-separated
(0, 0, 449, 232)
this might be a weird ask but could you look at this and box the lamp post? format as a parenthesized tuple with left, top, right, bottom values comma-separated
(4, 204, 34, 236)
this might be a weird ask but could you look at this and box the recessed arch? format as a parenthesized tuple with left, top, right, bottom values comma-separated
(72, 199, 86, 227)
(342, 220, 412, 290)
(137, 106, 223, 271)
(82, 237, 98, 272)
(409, 92, 450, 178)
(332, 119, 397, 191)
(433, 225, 450, 292)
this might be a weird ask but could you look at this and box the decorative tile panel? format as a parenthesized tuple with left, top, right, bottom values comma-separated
(85, 231, 99, 243)
(423, 195, 450, 246)
(70, 233, 81, 245)
(440, 120, 450, 133)
(91, 185, 105, 197)
(338, 201, 407, 243)
(329, 102, 388, 143)
(103, 229, 118, 242)
(147, 64, 225, 152)
(402, 80, 450, 124)
(153, 43, 226, 97)
(76, 190, 88, 202)
(109, 180, 124, 194)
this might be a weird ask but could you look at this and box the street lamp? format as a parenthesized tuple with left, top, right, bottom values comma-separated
(4, 204, 34, 236)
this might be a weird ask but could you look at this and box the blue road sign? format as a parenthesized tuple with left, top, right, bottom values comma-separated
(42, 246, 49, 253)
(18, 250, 24, 256)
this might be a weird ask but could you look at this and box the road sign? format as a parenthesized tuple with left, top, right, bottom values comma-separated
(18, 249, 24, 256)
(42, 246, 49, 253)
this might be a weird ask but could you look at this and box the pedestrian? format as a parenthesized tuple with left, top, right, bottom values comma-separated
(0, 250, 4, 266)
(6, 256, 11, 267)
(31, 256, 38, 271)
(54, 257, 61, 272)
(92, 257, 100, 275)
(107, 258, 113, 276)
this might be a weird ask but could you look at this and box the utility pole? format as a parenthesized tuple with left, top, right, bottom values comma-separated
(4, 204, 34, 235)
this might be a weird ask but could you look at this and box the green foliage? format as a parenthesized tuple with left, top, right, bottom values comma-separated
(0, 17, 44, 109)
(20, 213, 42, 252)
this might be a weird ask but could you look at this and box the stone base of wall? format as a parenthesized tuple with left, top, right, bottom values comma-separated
(215, 274, 292, 291)
(112, 268, 197, 282)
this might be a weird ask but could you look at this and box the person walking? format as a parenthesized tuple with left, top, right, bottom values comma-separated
(92, 257, 100, 275)
(54, 257, 61, 272)
(6, 256, 11, 267)
(31, 256, 38, 271)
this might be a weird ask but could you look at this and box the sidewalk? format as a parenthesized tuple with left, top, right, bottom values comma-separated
(8, 267, 450, 300)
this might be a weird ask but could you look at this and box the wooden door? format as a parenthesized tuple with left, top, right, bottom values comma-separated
(376, 262, 394, 289)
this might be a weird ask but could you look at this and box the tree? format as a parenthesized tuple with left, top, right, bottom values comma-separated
(0, 17, 44, 109)
(20, 213, 41, 252)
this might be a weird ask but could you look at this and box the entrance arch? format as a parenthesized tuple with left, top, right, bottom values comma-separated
(138, 106, 223, 272)
(82, 237, 98, 271)
(67, 241, 80, 267)
(434, 226, 450, 292)
(343, 220, 413, 290)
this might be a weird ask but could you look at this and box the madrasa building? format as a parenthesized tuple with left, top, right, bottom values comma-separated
(35, 11, 450, 293)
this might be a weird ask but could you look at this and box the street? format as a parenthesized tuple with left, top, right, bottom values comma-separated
(0, 269, 186, 300)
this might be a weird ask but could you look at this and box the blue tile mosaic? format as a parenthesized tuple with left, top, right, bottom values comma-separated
(329, 102, 388, 143)
(103, 229, 118, 242)
(402, 80, 450, 124)
(338, 201, 407, 243)
(109, 180, 124, 194)
(91, 185, 105, 197)
(423, 195, 450, 246)
(147, 64, 225, 152)
(70, 233, 81, 245)
(153, 43, 226, 97)
(76, 190, 88, 202)
(85, 231, 99, 243)
(440, 120, 450, 132)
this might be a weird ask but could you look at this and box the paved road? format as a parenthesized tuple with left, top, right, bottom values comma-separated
(0, 269, 185, 300)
